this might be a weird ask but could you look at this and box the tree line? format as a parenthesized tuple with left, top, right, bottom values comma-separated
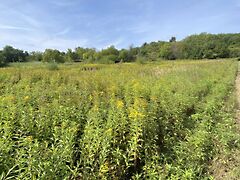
(0, 33, 240, 66)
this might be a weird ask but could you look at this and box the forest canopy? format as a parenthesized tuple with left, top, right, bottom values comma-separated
(0, 33, 240, 65)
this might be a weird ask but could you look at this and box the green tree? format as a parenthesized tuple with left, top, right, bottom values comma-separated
(0, 51, 6, 66)
(128, 45, 138, 62)
(75, 47, 86, 61)
(101, 46, 119, 56)
(29, 51, 43, 62)
(229, 47, 240, 58)
(43, 49, 64, 63)
(169, 36, 176, 42)
(119, 49, 128, 62)
(1, 45, 28, 63)
(82, 48, 96, 62)
(159, 43, 177, 60)
(98, 46, 119, 63)
(65, 49, 78, 62)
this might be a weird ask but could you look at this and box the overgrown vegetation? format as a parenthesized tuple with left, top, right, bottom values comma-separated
(0, 60, 239, 179)
(0, 33, 240, 66)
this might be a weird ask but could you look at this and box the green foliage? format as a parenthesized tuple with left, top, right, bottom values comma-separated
(119, 49, 129, 62)
(46, 62, 59, 71)
(64, 49, 78, 62)
(169, 36, 177, 42)
(101, 45, 119, 56)
(97, 46, 119, 63)
(159, 43, 177, 60)
(136, 55, 147, 64)
(137, 33, 240, 61)
(2, 33, 240, 64)
(43, 49, 64, 63)
(0, 60, 238, 179)
(229, 46, 240, 58)
(0, 51, 6, 67)
(1, 45, 28, 63)
(182, 33, 231, 59)
(29, 51, 43, 62)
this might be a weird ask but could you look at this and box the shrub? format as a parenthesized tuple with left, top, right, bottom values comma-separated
(46, 62, 59, 70)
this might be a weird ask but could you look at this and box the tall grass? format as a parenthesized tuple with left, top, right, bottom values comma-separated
(0, 60, 238, 179)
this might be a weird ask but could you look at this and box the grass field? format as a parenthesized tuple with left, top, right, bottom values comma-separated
(0, 60, 239, 179)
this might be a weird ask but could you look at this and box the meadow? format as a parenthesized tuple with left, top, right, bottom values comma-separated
(0, 60, 239, 179)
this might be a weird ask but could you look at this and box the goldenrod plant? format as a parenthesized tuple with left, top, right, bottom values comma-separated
(0, 60, 239, 179)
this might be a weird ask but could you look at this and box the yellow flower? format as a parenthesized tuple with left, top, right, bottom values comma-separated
(99, 161, 109, 176)
(150, 96, 157, 101)
(92, 104, 99, 112)
(105, 128, 113, 134)
(89, 94, 93, 101)
(129, 108, 145, 119)
(26, 136, 33, 142)
(6, 95, 15, 101)
(116, 100, 124, 108)
(24, 96, 30, 100)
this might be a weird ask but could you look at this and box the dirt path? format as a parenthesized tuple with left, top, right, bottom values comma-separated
(210, 62, 240, 180)
(221, 62, 240, 179)
(236, 64, 240, 124)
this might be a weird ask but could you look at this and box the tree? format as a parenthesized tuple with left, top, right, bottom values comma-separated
(229, 47, 240, 58)
(137, 42, 166, 61)
(0, 51, 6, 67)
(65, 49, 78, 62)
(43, 49, 64, 63)
(128, 45, 138, 62)
(75, 47, 86, 61)
(29, 51, 43, 62)
(98, 46, 119, 63)
(82, 48, 96, 62)
(159, 43, 177, 60)
(169, 37, 176, 42)
(101, 46, 119, 56)
(1, 45, 28, 63)
(119, 49, 128, 62)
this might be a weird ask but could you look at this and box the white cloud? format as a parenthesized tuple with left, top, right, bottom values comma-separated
(39, 37, 89, 51)
(19, 13, 42, 28)
(0, 25, 33, 31)
(0, 1, 87, 51)
(55, 28, 71, 36)
(50, 0, 78, 7)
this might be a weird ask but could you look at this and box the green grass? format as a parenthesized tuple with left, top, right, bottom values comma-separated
(0, 59, 239, 179)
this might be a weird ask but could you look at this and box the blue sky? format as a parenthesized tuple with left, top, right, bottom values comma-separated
(0, 0, 239, 51)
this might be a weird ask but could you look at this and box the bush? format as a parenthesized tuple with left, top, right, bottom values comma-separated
(136, 56, 147, 64)
(46, 63, 59, 70)
(0, 53, 6, 67)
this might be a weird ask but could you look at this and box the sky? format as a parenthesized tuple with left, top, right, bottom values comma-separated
(0, 0, 239, 51)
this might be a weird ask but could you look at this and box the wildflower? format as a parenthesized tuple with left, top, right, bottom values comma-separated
(92, 104, 99, 112)
(129, 108, 145, 119)
(105, 128, 112, 134)
(24, 96, 30, 101)
(6, 95, 15, 101)
(26, 136, 33, 142)
(89, 94, 93, 101)
(150, 96, 157, 101)
(99, 161, 109, 176)
(116, 100, 124, 108)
